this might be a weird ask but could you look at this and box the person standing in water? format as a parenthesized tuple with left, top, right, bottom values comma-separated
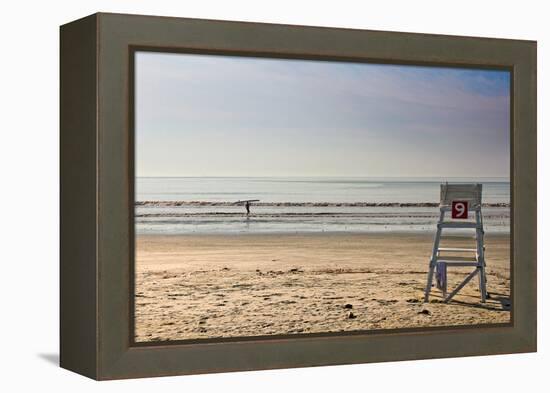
(245, 201, 251, 215)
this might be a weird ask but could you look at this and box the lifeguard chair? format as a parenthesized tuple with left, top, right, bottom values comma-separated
(424, 183, 487, 303)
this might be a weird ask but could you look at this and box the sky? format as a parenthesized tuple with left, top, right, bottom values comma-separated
(135, 51, 510, 178)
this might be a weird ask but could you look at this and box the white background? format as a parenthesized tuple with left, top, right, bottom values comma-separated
(0, 0, 547, 391)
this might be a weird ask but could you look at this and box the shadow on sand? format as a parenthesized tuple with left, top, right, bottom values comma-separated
(426, 290, 511, 312)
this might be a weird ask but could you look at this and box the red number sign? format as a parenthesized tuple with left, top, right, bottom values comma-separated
(451, 201, 468, 219)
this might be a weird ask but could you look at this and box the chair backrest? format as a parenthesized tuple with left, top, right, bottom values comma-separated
(440, 183, 482, 208)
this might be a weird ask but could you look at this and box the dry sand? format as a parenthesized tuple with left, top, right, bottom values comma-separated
(135, 233, 511, 342)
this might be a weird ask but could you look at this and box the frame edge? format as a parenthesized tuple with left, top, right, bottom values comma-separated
(92, 13, 537, 379)
(60, 13, 100, 380)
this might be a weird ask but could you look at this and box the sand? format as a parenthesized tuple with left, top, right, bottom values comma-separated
(134, 233, 511, 342)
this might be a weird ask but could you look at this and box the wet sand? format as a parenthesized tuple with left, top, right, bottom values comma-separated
(135, 233, 511, 342)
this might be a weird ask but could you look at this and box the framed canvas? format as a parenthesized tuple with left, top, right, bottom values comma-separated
(60, 12, 537, 380)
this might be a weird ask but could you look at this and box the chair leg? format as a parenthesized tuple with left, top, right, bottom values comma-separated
(475, 209, 487, 303)
(479, 262, 487, 303)
(425, 210, 445, 302)
(424, 260, 436, 303)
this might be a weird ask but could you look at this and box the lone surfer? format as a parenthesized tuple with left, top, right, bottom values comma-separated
(234, 199, 259, 216)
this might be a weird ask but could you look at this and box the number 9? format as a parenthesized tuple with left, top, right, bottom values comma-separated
(455, 202, 465, 217)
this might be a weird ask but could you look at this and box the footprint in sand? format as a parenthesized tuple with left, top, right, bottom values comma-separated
(376, 299, 398, 305)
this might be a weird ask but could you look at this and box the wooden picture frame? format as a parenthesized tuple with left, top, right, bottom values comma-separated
(60, 12, 537, 380)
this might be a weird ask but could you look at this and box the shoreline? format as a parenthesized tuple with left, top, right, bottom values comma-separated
(136, 200, 510, 208)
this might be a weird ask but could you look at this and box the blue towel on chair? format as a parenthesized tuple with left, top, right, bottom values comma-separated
(436, 262, 447, 292)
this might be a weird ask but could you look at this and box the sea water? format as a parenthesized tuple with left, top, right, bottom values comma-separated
(135, 177, 510, 235)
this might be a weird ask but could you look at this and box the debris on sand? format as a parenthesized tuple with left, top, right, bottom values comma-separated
(198, 316, 208, 325)
(347, 311, 357, 319)
(418, 309, 431, 316)
(344, 304, 353, 309)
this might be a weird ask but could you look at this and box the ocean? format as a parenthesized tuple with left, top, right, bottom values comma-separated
(135, 177, 510, 235)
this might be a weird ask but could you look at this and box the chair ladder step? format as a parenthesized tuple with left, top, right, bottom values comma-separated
(434, 260, 479, 267)
(438, 247, 477, 253)
(438, 222, 479, 229)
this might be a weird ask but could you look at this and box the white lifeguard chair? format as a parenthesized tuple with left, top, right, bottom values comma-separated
(424, 183, 487, 303)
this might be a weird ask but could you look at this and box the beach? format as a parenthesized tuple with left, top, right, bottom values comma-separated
(134, 232, 511, 342)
